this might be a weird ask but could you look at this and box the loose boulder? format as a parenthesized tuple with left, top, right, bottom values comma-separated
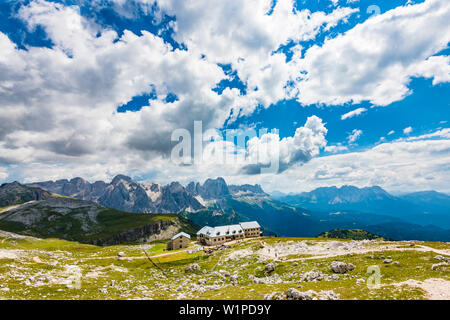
(434, 255, 448, 262)
(300, 270, 338, 282)
(286, 288, 314, 300)
(331, 261, 355, 274)
(265, 288, 341, 300)
(230, 274, 239, 285)
(431, 262, 448, 271)
(265, 263, 275, 273)
(185, 263, 201, 273)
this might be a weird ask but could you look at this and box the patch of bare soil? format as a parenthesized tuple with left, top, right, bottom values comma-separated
(393, 278, 450, 300)
(253, 240, 450, 262)
(0, 249, 22, 259)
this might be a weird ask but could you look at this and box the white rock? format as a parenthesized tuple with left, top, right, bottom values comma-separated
(265, 263, 275, 273)
(185, 264, 201, 273)
(331, 261, 355, 274)
(286, 288, 314, 300)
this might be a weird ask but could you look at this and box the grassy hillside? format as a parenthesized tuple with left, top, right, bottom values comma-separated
(0, 182, 199, 245)
(318, 229, 386, 240)
(0, 197, 198, 245)
(0, 232, 449, 300)
(0, 182, 52, 207)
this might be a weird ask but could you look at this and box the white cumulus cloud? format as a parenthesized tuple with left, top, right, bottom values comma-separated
(341, 107, 367, 120)
(291, 0, 450, 106)
(404, 126, 413, 134)
(347, 129, 363, 143)
(0, 0, 448, 192)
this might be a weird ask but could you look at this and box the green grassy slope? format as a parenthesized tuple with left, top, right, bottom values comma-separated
(318, 229, 386, 240)
(0, 234, 449, 300)
(0, 199, 198, 245)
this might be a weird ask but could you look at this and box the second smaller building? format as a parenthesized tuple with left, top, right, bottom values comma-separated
(166, 232, 191, 250)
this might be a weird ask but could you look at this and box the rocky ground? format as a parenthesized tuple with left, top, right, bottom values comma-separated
(0, 231, 449, 300)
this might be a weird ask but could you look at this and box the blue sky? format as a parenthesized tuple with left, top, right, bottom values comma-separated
(0, 0, 448, 193)
(226, 77, 449, 152)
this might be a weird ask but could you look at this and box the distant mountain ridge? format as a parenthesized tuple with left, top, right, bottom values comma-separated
(0, 181, 52, 207)
(277, 185, 395, 204)
(27, 175, 267, 214)
(277, 185, 450, 229)
(186, 177, 231, 200)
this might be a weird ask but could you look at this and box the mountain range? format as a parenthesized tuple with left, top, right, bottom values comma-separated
(27, 176, 269, 214)
(274, 185, 450, 229)
(28, 175, 203, 213)
(0, 175, 446, 242)
(24, 175, 450, 241)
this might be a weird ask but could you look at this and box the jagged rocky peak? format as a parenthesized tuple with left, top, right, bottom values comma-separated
(91, 180, 108, 194)
(186, 177, 267, 199)
(25, 174, 205, 214)
(0, 182, 52, 207)
(27, 177, 106, 202)
(1, 181, 46, 194)
(0, 181, 20, 191)
(27, 179, 67, 193)
(141, 182, 161, 191)
(23, 174, 271, 214)
(140, 182, 162, 202)
(186, 177, 230, 200)
(99, 176, 204, 214)
(1, 181, 20, 187)
(61, 177, 91, 196)
(110, 174, 133, 185)
(168, 181, 185, 193)
(202, 177, 230, 199)
(93, 180, 107, 187)
(158, 181, 204, 213)
(228, 184, 266, 196)
(186, 181, 201, 195)
(69, 177, 88, 185)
